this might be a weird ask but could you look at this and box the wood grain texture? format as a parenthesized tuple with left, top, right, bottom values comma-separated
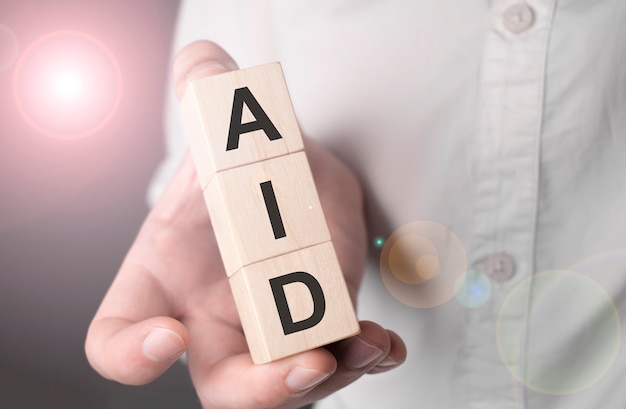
(203, 152, 330, 276)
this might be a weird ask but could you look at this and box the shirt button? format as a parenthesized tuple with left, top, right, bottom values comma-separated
(482, 253, 516, 282)
(503, 3, 535, 34)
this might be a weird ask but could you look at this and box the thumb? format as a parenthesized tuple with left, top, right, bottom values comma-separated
(173, 40, 239, 101)
(85, 316, 189, 385)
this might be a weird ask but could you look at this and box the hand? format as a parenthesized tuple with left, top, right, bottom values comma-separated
(85, 40, 406, 409)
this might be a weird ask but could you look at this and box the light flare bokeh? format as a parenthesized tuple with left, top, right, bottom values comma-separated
(496, 270, 620, 395)
(12, 30, 122, 141)
(379, 221, 467, 308)
(51, 67, 85, 102)
(454, 269, 492, 308)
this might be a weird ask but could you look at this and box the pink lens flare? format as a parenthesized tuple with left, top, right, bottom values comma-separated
(12, 30, 122, 141)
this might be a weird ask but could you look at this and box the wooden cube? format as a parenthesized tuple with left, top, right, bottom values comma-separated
(203, 152, 331, 276)
(180, 62, 360, 364)
(229, 242, 360, 364)
(180, 62, 304, 189)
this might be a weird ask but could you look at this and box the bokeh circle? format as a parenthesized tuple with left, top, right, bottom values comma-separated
(496, 270, 621, 395)
(0, 24, 20, 72)
(454, 269, 492, 308)
(379, 221, 467, 308)
(12, 30, 122, 140)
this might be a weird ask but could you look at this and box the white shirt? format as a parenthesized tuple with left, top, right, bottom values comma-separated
(151, 1, 626, 408)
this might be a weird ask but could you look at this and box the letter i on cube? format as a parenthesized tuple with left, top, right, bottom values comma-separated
(180, 62, 360, 364)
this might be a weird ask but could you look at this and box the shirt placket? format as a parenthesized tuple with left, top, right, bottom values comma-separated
(453, 1, 557, 408)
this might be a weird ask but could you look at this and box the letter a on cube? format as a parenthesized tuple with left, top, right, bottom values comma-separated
(180, 62, 304, 188)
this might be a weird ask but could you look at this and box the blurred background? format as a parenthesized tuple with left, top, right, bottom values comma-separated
(0, 0, 202, 407)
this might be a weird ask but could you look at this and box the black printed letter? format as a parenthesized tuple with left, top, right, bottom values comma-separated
(269, 272, 326, 335)
(226, 87, 282, 151)
(260, 181, 286, 239)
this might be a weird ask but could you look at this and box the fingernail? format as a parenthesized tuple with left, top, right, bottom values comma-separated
(142, 328, 186, 362)
(186, 61, 232, 81)
(344, 338, 384, 369)
(285, 366, 332, 392)
(376, 355, 398, 368)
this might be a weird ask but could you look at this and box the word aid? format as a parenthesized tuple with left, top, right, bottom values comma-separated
(180, 62, 360, 364)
